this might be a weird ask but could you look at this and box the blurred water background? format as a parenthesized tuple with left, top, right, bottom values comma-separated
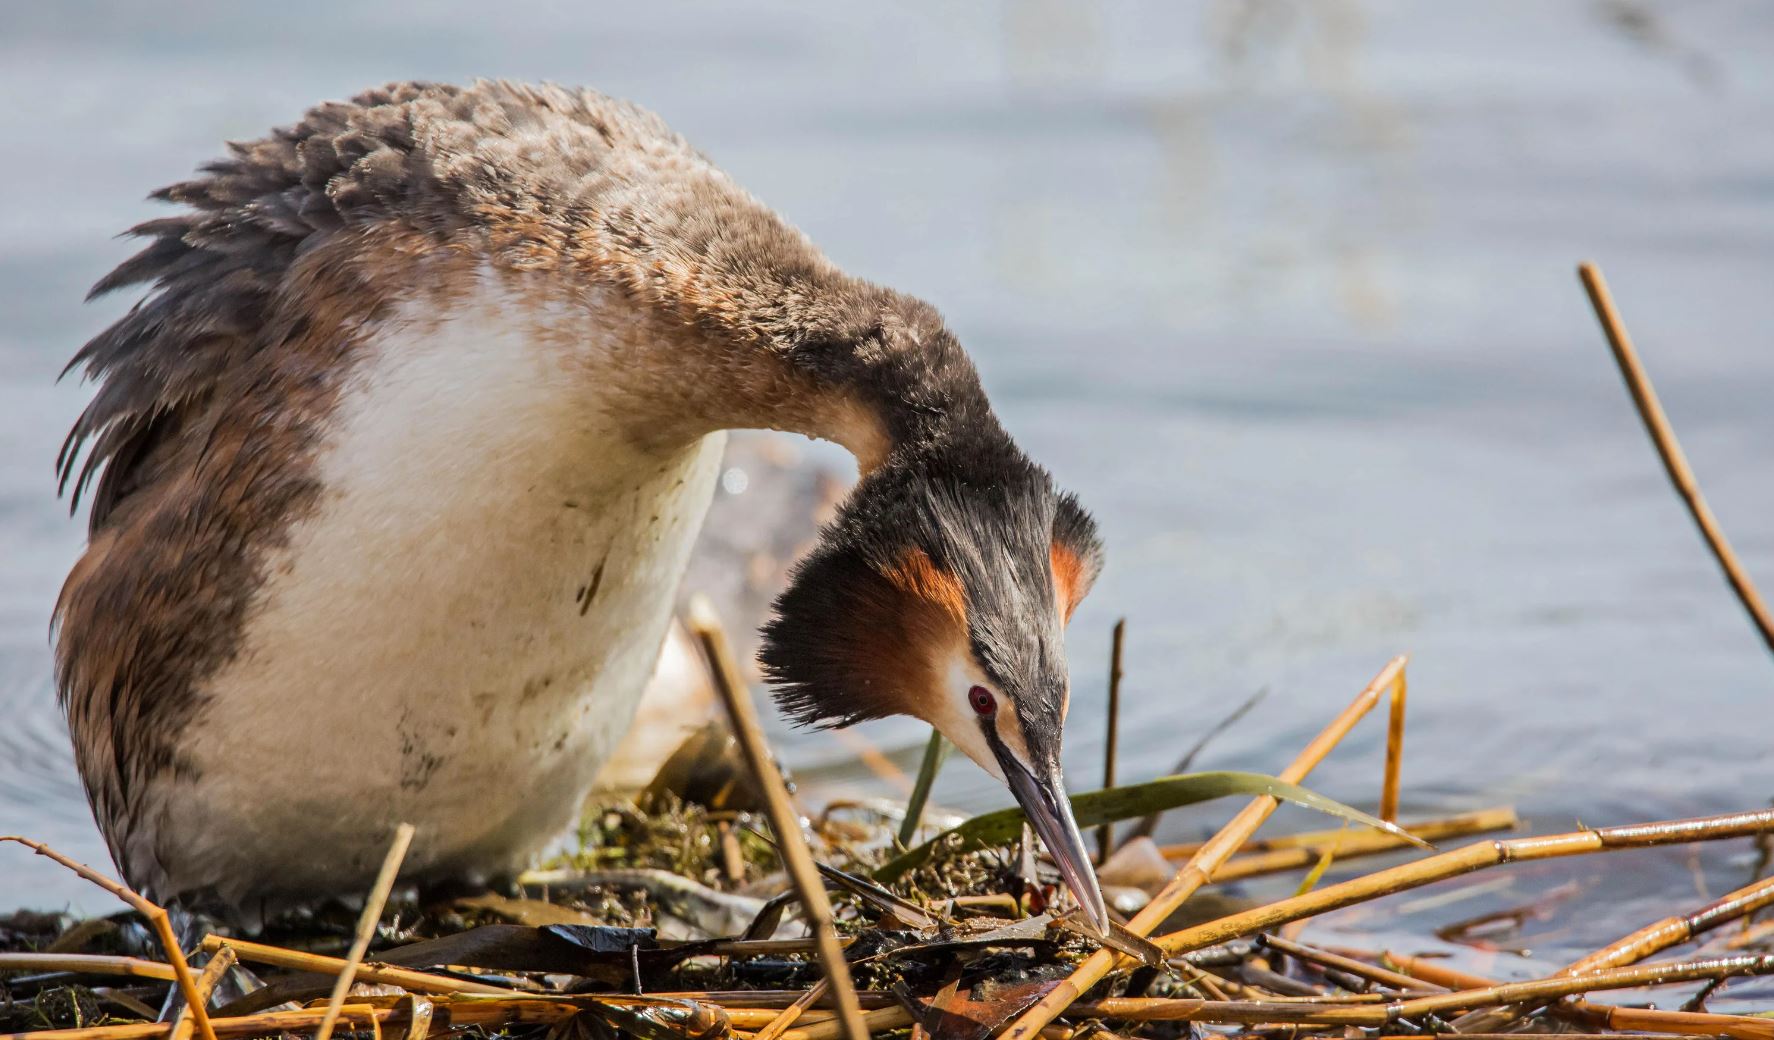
(2, 1, 1771, 975)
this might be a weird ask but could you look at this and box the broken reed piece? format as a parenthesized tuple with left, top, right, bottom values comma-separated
(1578, 261, 1774, 655)
(1451, 867, 1774, 1032)
(1002, 654, 1409, 1040)
(685, 595, 869, 1040)
(1152, 807, 1774, 957)
(0, 836, 218, 1040)
(1098, 617, 1126, 862)
(1379, 666, 1406, 822)
(314, 821, 416, 1040)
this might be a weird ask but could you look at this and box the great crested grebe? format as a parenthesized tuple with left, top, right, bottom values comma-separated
(54, 80, 1107, 928)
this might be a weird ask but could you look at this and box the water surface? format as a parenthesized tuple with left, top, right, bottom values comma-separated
(2, 1, 1771, 983)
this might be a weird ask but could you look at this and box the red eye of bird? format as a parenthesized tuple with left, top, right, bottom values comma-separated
(968, 685, 996, 715)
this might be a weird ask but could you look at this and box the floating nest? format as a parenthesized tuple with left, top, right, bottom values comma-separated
(6, 649, 1774, 1040)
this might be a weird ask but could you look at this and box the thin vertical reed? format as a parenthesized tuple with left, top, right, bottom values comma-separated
(1379, 670, 1407, 822)
(1579, 262, 1774, 654)
(686, 596, 868, 1040)
(899, 729, 949, 848)
(315, 822, 415, 1040)
(1098, 618, 1126, 862)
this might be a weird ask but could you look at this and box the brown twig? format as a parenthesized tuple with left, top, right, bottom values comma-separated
(1098, 617, 1126, 863)
(315, 822, 415, 1040)
(1003, 655, 1409, 1039)
(686, 595, 868, 1040)
(1579, 261, 1774, 655)
(1, 837, 217, 1040)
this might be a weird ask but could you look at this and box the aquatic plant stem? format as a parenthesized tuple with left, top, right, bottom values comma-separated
(686, 596, 869, 1040)
(1002, 654, 1408, 1040)
(315, 822, 415, 1040)
(1579, 261, 1774, 655)
(1098, 618, 1125, 861)
(898, 728, 949, 848)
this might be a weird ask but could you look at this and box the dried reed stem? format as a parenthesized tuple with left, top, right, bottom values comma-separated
(1064, 952, 1774, 1025)
(1454, 863, 1774, 1031)
(1154, 808, 1774, 956)
(198, 936, 511, 995)
(898, 729, 948, 847)
(686, 596, 868, 1040)
(1579, 261, 1774, 654)
(315, 822, 415, 1040)
(1003, 655, 1408, 1040)
(1379, 669, 1406, 822)
(1, 837, 217, 1040)
(0, 953, 177, 981)
(1098, 617, 1126, 862)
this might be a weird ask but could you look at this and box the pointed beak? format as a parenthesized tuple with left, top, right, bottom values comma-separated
(995, 745, 1109, 932)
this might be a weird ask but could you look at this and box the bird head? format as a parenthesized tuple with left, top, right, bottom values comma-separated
(760, 445, 1107, 929)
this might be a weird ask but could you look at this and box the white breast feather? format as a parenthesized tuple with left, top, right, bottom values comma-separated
(140, 270, 724, 910)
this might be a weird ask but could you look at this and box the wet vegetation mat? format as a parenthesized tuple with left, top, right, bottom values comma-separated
(7, 646, 1774, 1040)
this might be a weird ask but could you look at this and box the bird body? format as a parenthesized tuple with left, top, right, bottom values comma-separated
(147, 275, 726, 911)
(56, 81, 1109, 927)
